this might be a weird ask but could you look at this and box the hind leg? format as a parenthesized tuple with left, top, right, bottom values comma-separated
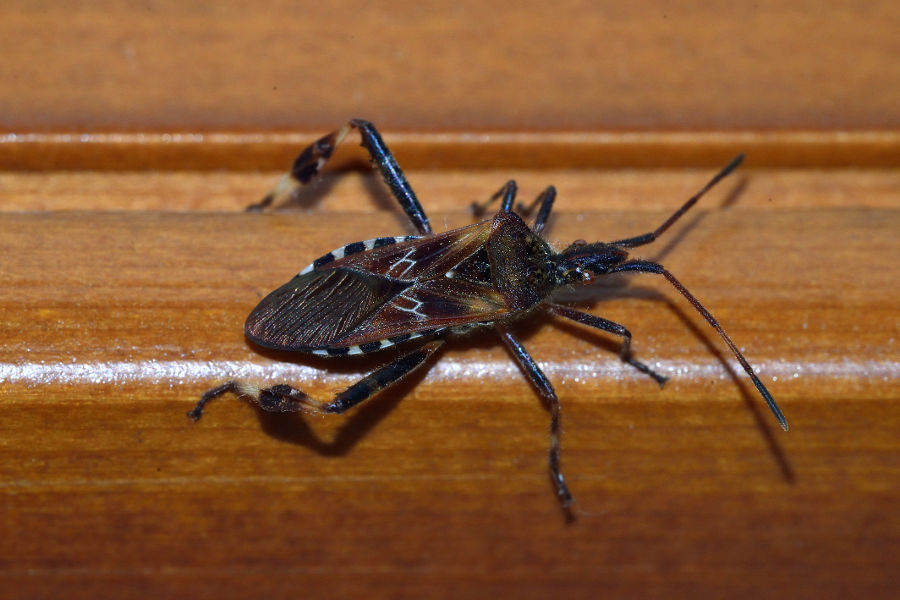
(252, 119, 432, 235)
(189, 340, 445, 421)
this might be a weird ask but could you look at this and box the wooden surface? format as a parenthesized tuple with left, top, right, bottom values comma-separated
(1, 1, 899, 599)
(2, 168, 898, 599)
(1, 0, 898, 132)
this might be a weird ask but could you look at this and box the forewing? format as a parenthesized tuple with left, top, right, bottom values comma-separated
(245, 268, 410, 350)
(336, 277, 510, 346)
(248, 220, 510, 351)
(329, 221, 492, 280)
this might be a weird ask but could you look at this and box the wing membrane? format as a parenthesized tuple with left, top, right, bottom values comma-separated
(245, 269, 410, 350)
(248, 220, 513, 351)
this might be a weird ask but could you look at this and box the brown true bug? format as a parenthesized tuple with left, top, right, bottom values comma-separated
(189, 118, 788, 511)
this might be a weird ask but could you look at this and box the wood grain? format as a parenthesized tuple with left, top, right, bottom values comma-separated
(2, 170, 898, 599)
(2, 130, 899, 171)
(1, 0, 898, 598)
(1, 1, 897, 132)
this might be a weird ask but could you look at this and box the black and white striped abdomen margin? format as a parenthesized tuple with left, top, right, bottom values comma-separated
(298, 235, 420, 276)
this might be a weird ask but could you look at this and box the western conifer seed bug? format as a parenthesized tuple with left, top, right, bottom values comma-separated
(189, 119, 788, 512)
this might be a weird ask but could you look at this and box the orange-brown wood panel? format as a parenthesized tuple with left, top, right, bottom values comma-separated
(1, 1, 898, 599)
(1, 1, 897, 132)
(2, 172, 898, 599)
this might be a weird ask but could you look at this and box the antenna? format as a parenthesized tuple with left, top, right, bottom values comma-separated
(613, 259, 789, 431)
(612, 154, 745, 248)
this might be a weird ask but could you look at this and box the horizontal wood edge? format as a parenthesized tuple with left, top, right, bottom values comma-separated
(1, 130, 898, 171)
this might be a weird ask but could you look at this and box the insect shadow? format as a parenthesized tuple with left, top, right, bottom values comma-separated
(549, 173, 793, 484)
(244, 270, 793, 485)
(246, 344, 439, 456)
(249, 166, 417, 235)
(241, 171, 791, 480)
(193, 119, 790, 513)
(244, 320, 511, 456)
(553, 279, 794, 484)
(252, 159, 397, 209)
(649, 174, 748, 264)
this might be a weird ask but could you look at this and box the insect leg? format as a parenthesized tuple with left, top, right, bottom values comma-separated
(547, 304, 667, 386)
(516, 186, 557, 236)
(612, 259, 789, 431)
(187, 380, 316, 420)
(255, 119, 432, 235)
(471, 180, 518, 216)
(611, 154, 744, 248)
(188, 340, 445, 421)
(496, 326, 573, 511)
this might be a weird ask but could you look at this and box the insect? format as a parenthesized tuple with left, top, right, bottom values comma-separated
(189, 118, 788, 511)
